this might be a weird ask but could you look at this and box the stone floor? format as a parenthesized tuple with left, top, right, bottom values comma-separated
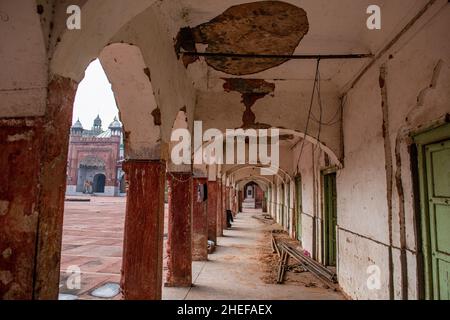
(59, 197, 344, 300)
(59, 197, 126, 300)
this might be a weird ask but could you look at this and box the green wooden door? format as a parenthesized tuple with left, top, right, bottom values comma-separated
(423, 140, 450, 299)
(323, 172, 337, 266)
(295, 176, 302, 241)
(286, 183, 290, 230)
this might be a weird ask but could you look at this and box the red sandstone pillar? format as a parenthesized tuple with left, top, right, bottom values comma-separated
(231, 188, 236, 214)
(233, 188, 239, 216)
(0, 76, 77, 300)
(222, 183, 227, 229)
(226, 186, 231, 211)
(165, 172, 192, 287)
(0, 118, 43, 300)
(238, 190, 243, 213)
(192, 178, 208, 261)
(207, 181, 218, 244)
(216, 181, 223, 236)
(121, 160, 165, 300)
(34, 78, 78, 299)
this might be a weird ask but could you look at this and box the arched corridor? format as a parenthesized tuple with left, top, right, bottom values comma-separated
(1, 0, 449, 301)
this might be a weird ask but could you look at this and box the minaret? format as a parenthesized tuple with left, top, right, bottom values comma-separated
(108, 116, 122, 136)
(71, 118, 84, 136)
(92, 115, 102, 135)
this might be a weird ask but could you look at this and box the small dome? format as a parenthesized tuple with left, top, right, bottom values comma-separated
(108, 116, 122, 129)
(72, 118, 83, 129)
(93, 115, 102, 127)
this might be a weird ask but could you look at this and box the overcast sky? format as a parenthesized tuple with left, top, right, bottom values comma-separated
(72, 59, 119, 129)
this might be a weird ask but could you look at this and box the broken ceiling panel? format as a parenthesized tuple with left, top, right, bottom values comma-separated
(176, 1, 309, 75)
(223, 78, 275, 129)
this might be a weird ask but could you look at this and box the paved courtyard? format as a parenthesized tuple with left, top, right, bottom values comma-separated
(59, 197, 127, 300)
(59, 197, 343, 300)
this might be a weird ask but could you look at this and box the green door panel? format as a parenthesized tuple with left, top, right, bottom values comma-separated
(431, 147, 450, 197)
(435, 205, 450, 255)
(286, 183, 290, 230)
(438, 260, 450, 300)
(323, 172, 337, 266)
(296, 176, 302, 241)
(425, 139, 450, 300)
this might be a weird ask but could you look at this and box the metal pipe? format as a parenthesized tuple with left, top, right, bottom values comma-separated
(180, 51, 373, 60)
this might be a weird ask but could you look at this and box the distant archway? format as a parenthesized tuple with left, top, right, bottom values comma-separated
(244, 182, 255, 199)
(93, 174, 106, 193)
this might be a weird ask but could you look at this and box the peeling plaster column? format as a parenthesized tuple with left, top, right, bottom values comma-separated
(231, 187, 236, 216)
(271, 187, 274, 218)
(233, 187, 239, 215)
(34, 77, 78, 299)
(165, 172, 192, 287)
(222, 180, 227, 230)
(121, 160, 165, 300)
(192, 177, 208, 261)
(238, 189, 243, 213)
(0, 118, 45, 300)
(216, 180, 223, 236)
(207, 181, 219, 244)
(0, 76, 77, 300)
(226, 186, 232, 211)
(0, 118, 41, 300)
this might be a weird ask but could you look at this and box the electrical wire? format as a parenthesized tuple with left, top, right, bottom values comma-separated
(310, 104, 341, 126)
(295, 59, 320, 174)
(315, 65, 323, 153)
(309, 72, 341, 127)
